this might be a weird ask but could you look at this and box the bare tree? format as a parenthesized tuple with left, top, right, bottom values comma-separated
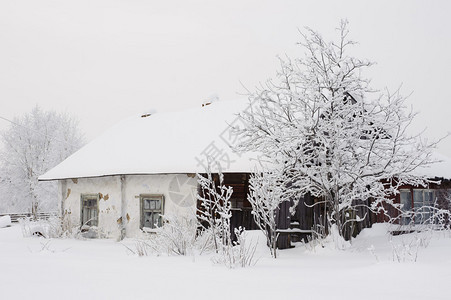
(238, 20, 441, 241)
(0, 106, 84, 216)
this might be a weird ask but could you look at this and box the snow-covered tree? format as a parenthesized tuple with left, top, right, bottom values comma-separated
(197, 161, 234, 253)
(0, 106, 84, 216)
(197, 165, 257, 268)
(248, 170, 287, 258)
(238, 20, 440, 240)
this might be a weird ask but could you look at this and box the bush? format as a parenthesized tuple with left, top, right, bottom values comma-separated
(19, 216, 63, 238)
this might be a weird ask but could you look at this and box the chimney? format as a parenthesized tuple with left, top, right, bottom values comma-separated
(141, 108, 157, 118)
(202, 94, 219, 107)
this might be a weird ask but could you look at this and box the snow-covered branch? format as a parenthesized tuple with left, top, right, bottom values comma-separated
(237, 20, 441, 241)
(0, 106, 84, 215)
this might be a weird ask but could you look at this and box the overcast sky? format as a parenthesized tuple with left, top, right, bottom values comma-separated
(0, 0, 450, 156)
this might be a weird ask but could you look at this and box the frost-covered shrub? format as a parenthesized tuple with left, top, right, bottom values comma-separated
(19, 216, 63, 238)
(303, 224, 351, 252)
(59, 216, 84, 239)
(124, 239, 153, 257)
(154, 213, 198, 256)
(194, 227, 217, 254)
(211, 227, 258, 268)
(130, 212, 198, 256)
(388, 232, 426, 263)
(80, 225, 103, 239)
(18, 215, 105, 239)
(386, 204, 451, 262)
(126, 163, 258, 268)
(126, 212, 258, 268)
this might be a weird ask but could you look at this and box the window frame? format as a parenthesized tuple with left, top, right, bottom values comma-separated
(413, 189, 436, 224)
(399, 189, 413, 225)
(399, 188, 436, 225)
(80, 193, 100, 227)
(140, 194, 165, 230)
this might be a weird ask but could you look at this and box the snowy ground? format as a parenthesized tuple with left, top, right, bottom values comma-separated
(1, 224, 450, 300)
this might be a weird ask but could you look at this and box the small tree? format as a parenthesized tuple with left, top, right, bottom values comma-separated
(238, 20, 440, 241)
(196, 160, 257, 268)
(197, 162, 234, 253)
(0, 106, 84, 216)
(248, 170, 287, 258)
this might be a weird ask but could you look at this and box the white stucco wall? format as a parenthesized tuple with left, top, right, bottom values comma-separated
(61, 176, 122, 238)
(123, 174, 197, 237)
(59, 174, 198, 238)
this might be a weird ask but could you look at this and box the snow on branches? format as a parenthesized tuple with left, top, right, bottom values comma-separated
(197, 160, 257, 267)
(197, 167, 233, 254)
(0, 106, 84, 215)
(248, 170, 287, 258)
(238, 20, 440, 240)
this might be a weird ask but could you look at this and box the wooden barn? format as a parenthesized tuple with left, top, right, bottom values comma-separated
(282, 159, 451, 247)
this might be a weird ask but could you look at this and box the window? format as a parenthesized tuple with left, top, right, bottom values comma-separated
(413, 190, 435, 224)
(400, 189, 412, 225)
(140, 194, 164, 229)
(399, 189, 436, 225)
(81, 194, 99, 227)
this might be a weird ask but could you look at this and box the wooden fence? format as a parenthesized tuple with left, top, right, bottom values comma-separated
(0, 212, 58, 223)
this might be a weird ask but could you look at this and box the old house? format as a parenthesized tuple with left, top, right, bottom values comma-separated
(39, 99, 259, 238)
(39, 99, 451, 244)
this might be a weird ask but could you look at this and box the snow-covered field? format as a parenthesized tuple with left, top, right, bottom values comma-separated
(1, 224, 450, 300)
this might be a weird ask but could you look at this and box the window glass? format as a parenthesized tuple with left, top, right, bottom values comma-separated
(144, 212, 152, 228)
(413, 190, 424, 208)
(400, 190, 411, 210)
(400, 190, 412, 225)
(399, 189, 438, 225)
(81, 194, 98, 227)
(149, 200, 156, 210)
(140, 195, 164, 229)
(425, 191, 435, 206)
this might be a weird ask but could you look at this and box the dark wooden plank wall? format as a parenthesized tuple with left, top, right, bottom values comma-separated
(200, 174, 450, 246)
(223, 173, 259, 239)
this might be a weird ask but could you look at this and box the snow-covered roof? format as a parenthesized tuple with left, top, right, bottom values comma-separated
(39, 99, 260, 180)
(39, 98, 451, 181)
